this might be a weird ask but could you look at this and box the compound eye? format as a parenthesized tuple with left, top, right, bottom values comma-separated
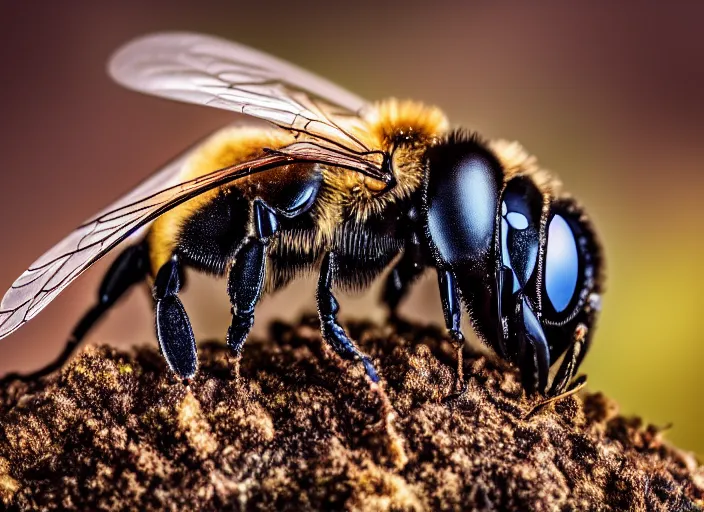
(540, 203, 600, 324)
(544, 214, 579, 313)
(539, 199, 602, 367)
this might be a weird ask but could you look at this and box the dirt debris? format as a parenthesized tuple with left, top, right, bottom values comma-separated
(0, 317, 702, 511)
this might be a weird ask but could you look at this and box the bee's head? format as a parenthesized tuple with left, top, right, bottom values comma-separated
(422, 133, 603, 394)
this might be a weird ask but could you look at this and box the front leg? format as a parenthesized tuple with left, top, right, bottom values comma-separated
(317, 252, 379, 383)
(524, 325, 589, 417)
(548, 323, 589, 396)
(514, 295, 550, 394)
(438, 270, 466, 391)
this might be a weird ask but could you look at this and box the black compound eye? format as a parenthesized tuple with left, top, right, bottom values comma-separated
(544, 214, 579, 313)
(540, 202, 600, 324)
(539, 199, 602, 366)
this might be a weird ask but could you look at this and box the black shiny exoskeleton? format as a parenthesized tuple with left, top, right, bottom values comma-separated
(423, 136, 601, 394)
(0, 33, 603, 397)
(36, 131, 602, 397)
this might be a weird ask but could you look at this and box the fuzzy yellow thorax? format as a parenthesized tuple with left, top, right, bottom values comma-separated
(331, 99, 450, 222)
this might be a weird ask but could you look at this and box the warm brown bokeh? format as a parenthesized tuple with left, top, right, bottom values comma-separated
(2, 2, 703, 453)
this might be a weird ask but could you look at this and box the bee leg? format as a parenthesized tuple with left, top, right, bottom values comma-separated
(525, 376, 587, 420)
(226, 239, 267, 361)
(317, 252, 379, 383)
(547, 324, 589, 396)
(318, 252, 405, 466)
(154, 255, 197, 383)
(514, 295, 550, 394)
(0, 242, 148, 383)
(437, 270, 467, 393)
(226, 200, 277, 372)
(381, 242, 425, 318)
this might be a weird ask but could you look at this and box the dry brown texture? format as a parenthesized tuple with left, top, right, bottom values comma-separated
(0, 317, 702, 511)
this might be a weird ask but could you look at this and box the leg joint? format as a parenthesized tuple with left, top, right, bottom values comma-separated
(154, 256, 182, 301)
(253, 199, 279, 239)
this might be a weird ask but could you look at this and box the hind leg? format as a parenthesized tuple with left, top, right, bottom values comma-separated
(0, 242, 149, 383)
(152, 197, 276, 382)
(153, 255, 198, 382)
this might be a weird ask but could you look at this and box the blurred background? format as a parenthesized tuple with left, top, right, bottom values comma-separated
(1, 2, 703, 454)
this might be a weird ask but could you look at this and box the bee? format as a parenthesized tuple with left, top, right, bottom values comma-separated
(0, 32, 603, 395)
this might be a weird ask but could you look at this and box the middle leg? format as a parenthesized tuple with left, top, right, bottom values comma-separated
(317, 252, 380, 383)
(226, 199, 277, 359)
(319, 254, 407, 467)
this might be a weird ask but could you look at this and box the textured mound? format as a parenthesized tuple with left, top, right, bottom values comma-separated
(0, 317, 702, 511)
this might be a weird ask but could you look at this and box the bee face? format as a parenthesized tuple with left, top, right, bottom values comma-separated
(423, 133, 603, 394)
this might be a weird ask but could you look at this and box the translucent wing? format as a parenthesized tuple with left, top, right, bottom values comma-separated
(0, 140, 371, 339)
(109, 32, 388, 182)
(1, 32, 390, 339)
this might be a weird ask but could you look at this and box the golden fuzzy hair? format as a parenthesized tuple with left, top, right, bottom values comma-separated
(488, 139, 562, 197)
(147, 100, 450, 272)
(362, 98, 449, 147)
(327, 99, 450, 222)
